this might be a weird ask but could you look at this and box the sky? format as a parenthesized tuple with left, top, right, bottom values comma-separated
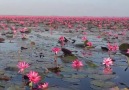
(0, 0, 129, 17)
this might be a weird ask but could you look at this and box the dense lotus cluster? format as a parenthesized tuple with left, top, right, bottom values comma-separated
(6, 15, 127, 89)
(108, 43, 119, 52)
(0, 16, 129, 32)
(17, 61, 49, 90)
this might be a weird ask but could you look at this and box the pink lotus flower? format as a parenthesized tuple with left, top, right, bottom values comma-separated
(59, 36, 65, 41)
(121, 31, 126, 35)
(27, 71, 41, 83)
(108, 43, 119, 52)
(113, 44, 119, 51)
(17, 61, 29, 73)
(52, 47, 61, 54)
(98, 24, 102, 29)
(72, 59, 83, 68)
(97, 36, 101, 38)
(87, 42, 93, 47)
(13, 30, 17, 34)
(82, 36, 87, 41)
(127, 49, 129, 54)
(82, 32, 87, 35)
(108, 31, 113, 36)
(103, 57, 113, 67)
(23, 27, 27, 31)
(113, 34, 118, 38)
(38, 82, 49, 89)
(59, 36, 65, 47)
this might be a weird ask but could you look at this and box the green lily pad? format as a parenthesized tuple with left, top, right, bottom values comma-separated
(88, 74, 115, 80)
(60, 74, 72, 78)
(0, 83, 5, 88)
(6, 34, 13, 38)
(61, 55, 77, 63)
(91, 80, 116, 88)
(61, 67, 75, 72)
(119, 43, 129, 57)
(71, 74, 87, 79)
(75, 43, 85, 48)
(84, 68, 98, 74)
(7, 85, 23, 90)
(22, 37, 28, 40)
(85, 46, 95, 49)
(25, 29, 31, 34)
(90, 85, 103, 90)
(0, 38, 5, 43)
(126, 56, 129, 66)
(119, 43, 129, 51)
(47, 67, 61, 73)
(84, 40, 89, 46)
(75, 40, 94, 49)
(86, 60, 98, 68)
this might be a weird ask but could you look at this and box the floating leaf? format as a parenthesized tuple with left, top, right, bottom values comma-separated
(61, 67, 75, 72)
(84, 68, 98, 74)
(61, 48, 73, 56)
(119, 43, 129, 51)
(119, 43, 129, 57)
(75, 43, 85, 48)
(71, 74, 87, 79)
(84, 40, 89, 46)
(90, 85, 103, 90)
(6, 34, 13, 38)
(126, 56, 129, 65)
(88, 74, 115, 80)
(60, 73, 72, 78)
(125, 56, 129, 71)
(7, 85, 22, 90)
(101, 47, 109, 51)
(61, 55, 77, 63)
(0, 83, 4, 88)
(85, 46, 95, 49)
(25, 29, 31, 34)
(0, 38, 5, 43)
(91, 80, 116, 88)
(48, 67, 61, 73)
(86, 60, 98, 68)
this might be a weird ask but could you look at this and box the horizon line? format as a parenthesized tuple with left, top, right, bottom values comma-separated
(0, 15, 129, 18)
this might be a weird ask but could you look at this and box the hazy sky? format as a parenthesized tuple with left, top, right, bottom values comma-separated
(0, 0, 129, 17)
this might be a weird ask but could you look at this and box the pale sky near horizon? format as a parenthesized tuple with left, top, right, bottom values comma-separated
(0, 0, 129, 17)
